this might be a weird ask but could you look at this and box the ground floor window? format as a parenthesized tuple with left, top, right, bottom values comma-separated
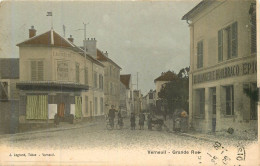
(100, 97, 104, 114)
(85, 96, 88, 115)
(95, 97, 98, 115)
(225, 85, 234, 116)
(26, 95, 48, 119)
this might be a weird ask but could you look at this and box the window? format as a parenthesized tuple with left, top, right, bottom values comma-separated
(99, 74, 103, 90)
(110, 82, 113, 95)
(95, 97, 98, 114)
(226, 22, 237, 59)
(31, 60, 44, 81)
(94, 72, 98, 88)
(197, 41, 203, 68)
(85, 96, 88, 115)
(75, 63, 80, 83)
(250, 3, 256, 54)
(225, 85, 234, 115)
(218, 30, 223, 62)
(149, 92, 153, 99)
(198, 89, 205, 115)
(0, 82, 8, 100)
(100, 97, 104, 114)
(85, 67, 88, 85)
(57, 61, 69, 81)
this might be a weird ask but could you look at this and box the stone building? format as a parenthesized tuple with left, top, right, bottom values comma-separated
(97, 50, 121, 114)
(182, 1, 257, 134)
(16, 27, 105, 124)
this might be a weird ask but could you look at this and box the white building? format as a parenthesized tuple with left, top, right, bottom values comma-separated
(182, 1, 257, 135)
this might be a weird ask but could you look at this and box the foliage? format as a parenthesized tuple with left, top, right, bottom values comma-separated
(158, 67, 190, 114)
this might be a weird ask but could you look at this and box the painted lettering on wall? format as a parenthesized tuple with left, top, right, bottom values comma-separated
(57, 61, 69, 81)
(193, 61, 257, 84)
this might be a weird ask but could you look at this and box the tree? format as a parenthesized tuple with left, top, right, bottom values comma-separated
(158, 67, 190, 115)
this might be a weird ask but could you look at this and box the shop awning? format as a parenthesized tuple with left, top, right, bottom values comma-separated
(16, 81, 89, 91)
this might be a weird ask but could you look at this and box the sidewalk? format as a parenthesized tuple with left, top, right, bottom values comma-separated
(0, 119, 102, 140)
(163, 116, 257, 144)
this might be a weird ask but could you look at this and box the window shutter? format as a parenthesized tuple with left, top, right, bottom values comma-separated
(231, 22, 238, 57)
(200, 42, 203, 68)
(37, 61, 44, 81)
(218, 30, 223, 61)
(85, 68, 88, 85)
(31, 61, 37, 81)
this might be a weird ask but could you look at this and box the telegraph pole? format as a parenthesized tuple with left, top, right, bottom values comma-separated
(83, 22, 87, 59)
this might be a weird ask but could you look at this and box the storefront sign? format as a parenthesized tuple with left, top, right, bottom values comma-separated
(193, 61, 257, 84)
(57, 61, 69, 80)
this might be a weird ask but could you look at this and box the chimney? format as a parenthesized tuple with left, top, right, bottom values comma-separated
(29, 26, 36, 38)
(83, 38, 97, 59)
(68, 35, 74, 43)
(104, 51, 108, 57)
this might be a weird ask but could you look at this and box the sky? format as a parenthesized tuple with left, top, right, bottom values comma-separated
(0, 0, 200, 94)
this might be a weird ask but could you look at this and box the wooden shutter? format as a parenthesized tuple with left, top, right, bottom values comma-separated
(218, 30, 223, 61)
(231, 22, 238, 57)
(37, 61, 44, 81)
(31, 61, 37, 81)
(197, 41, 203, 68)
(76, 63, 79, 83)
(85, 67, 88, 85)
(75, 96, 82, 118)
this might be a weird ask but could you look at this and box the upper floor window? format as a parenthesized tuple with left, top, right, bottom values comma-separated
(75, 63, 80, 83)
(218, 22, 238, 61)
(57, 61, 69, 81)
(99, 74, 103, 90)
(197, 41, 203, 68)
(94, 72, 98, 88)
(249, 3, 256, 54)
(31, 60, 44, 81)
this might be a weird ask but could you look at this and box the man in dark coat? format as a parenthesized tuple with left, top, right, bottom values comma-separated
(147, 114, 152, 130)
(108, 105, 117, 128)
(139, 113, 145, 130)
(130, 113, 136, 130)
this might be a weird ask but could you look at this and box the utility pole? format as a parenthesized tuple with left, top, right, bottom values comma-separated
(83, 22, 87, 59)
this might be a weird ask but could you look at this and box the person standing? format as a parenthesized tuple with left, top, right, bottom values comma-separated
(147, 113, 152, 130)
(139, 113, 145, 130)
(130, 113, 136, 130)
(108, 105, 117, 128)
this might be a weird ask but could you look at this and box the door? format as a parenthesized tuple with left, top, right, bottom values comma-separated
(90, 101, 93, 117)
(58, 103, 65, 118)
(212, 88, 216, 132)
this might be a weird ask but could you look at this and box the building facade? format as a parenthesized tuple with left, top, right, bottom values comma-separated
(97, 50, 121, 114)
(182, 1, 257, 134)
(16, 27, 104, 124)
(120, 74, 134, 115)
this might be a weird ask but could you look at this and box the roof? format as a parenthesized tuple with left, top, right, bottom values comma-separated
(0, 58, 19, 79)
(182, 0, 213, 21)
(154, 71, 177, 82)
(120, 74, 131, 89)
(17, 29, 104, 67)
(97, 49, 121, 69)
(17, 29, 74, 48)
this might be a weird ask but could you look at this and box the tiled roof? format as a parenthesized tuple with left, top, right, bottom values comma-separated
(17, 30, 74, 48)
(120, 74, 131, 89)
(154, 71, 177, 82)
(97, 49, 121, 69)
(0, 58, 19, 79)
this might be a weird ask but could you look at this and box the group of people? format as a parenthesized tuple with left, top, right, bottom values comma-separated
(130, 112, 146, 130)
(107, 105, 150, 130)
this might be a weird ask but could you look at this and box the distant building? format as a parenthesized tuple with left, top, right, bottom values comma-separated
(0, 58, 20, 133)
(154, 71, 177, 111)
(0, 58, 20, 101)
(120, 74, 134, 115)
(97, 50, 121, 114)
(142, 89, 156, 112)
(182, 1, 257, 134)
(133, 90, 142, 114)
